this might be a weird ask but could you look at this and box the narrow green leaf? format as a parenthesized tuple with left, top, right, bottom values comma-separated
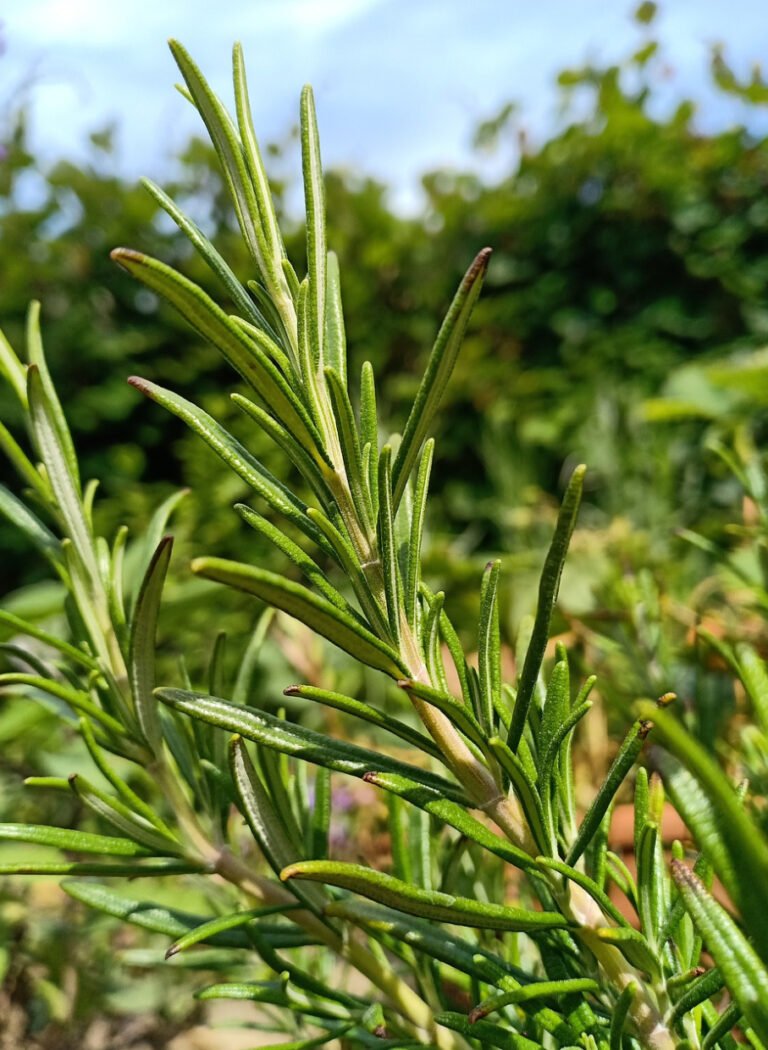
(539, 657, 570, 775)
(301, 84, 326, 370)
(539, 700, 592, 816)
(166, 903, 296, 958)
(229, 737, 329, 918)
(377, 446, 403, 645)
(169, 40, 275, 286)
(478, 560, 502, 732)
(387, 792, 412, 884)
(126, 488, 187, 614)
(28, 366, 100, 586)
(327, 897, 526, 986)
(634, 765, 650, 858)
(282, 859, 569, 932)
(0, 859, 203, 876)
(405, 440, 433, 630)
(508, 465, 585, 751)
(129, 536, 172, 750)
(0, 643, 56, 678)
(669, 967, 724, 1023)
(609, 982, 636, 1050)
(325, 366, 370, 528)
(297, 276, 325, 427)
(68, 774, 182, 855)
(231, 392, 330, 508)
(422, 589, 449, 693)
(0, 325, 27, 405)
(487, 736, 548, 854)
(62, 881, 255, 945)
(108, 524, 128, 633)
(235, 504, 353, 616)
(641, 701, 768, 957)
(435, 1011, 543, 1050)
(637, 820, 667, 947)
(0, 673, 125, 735)
(360, 366, 380, 521)
(113, 250, 326, 461)
(592, 926, 661, 979)
(672, 861, 768, 1043)
(363, 770, 535, 871)
(283, 684, 443, 762)
(566, 718, 652, 867)
(310, 766, 331, 860)
(470, 978, 599, 1023)
(359, 361, 378, 458)
(232, 43, 286, 275)
(79, 717, 174, 836)
(0, 823, 152, 856)
(128, 378, 330, 555)
(391, 248, 491, 510)
(196, 980, 290, 1006)
(0, 418, 49, 501)
(439, 604, 472, 707)
(192, 556, 405, 677)
(141, 177, 279, 340)
(26, 301, 81, 493)
(735, 643, 768, 735)
(232, 314, 297, 382)
(157, 688, 469, 805)
(0, 483, 61, 565)
(304, 507, 389, 635)
(325, 252, 347, 386)
(702, 1002, 741, 1050)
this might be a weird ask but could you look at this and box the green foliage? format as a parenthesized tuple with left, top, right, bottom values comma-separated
(3, 32, 768, 1050)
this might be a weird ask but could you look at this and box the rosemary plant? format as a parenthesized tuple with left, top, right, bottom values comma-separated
(2, 40, 768, 1050)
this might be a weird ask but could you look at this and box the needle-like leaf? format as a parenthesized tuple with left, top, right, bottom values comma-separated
(156, 688, 469, 805)
(508, 465, 585, 751)
(191, 557, 405, 677)
(672, 861, 768, 1043)
(391, 249, 491, 510)
(282, 860, 569, 932)
(129, 536, 173, 750)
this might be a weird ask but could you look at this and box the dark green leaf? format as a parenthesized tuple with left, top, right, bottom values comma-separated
(282, 859, 569, 932)
(672, 861, 768, 1043)
(156, 688, 468, 804)
(0, 823, 152, 856)
(191, 557, 405, 677)
(391, 248, 491, 510)
(508, 465, 585, 751)
(129, 536, 172, 750)
(566, 718, 652, 867)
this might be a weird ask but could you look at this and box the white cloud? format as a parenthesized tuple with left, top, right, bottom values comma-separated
(9, 0, 131, 46)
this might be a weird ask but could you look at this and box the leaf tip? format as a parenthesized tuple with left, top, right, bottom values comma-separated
(110, 247, 145, 271)
(471, 247, 493, 281)
(638, 719, 654, 739)
(671, 859, 695, 887)
(283, 685, 302, 696)
(127, 375, 151, 395)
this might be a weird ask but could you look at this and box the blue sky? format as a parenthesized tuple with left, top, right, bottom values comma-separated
(2, 0, 767, 211)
